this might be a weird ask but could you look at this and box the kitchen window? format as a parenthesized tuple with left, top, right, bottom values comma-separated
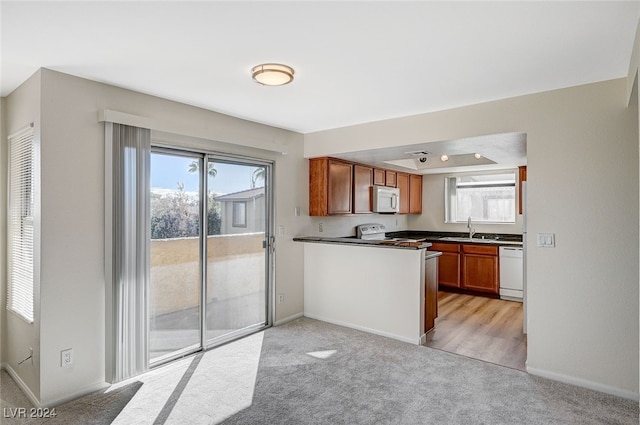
(445, 172, 516, 224)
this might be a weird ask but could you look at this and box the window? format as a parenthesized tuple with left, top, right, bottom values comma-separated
(7, 126, 35, 323)
(445, 172, 516, 224)
(232, 201, 247, 227)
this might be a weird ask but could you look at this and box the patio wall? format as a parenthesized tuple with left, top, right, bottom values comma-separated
(150, 233, 265, 315)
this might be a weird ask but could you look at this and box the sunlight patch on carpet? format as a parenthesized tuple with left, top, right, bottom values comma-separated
(306, 350, 337, 360)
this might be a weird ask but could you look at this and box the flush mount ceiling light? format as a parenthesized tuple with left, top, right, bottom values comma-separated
(251, 63, 294, 86)
(440, 154, 449, 162)
(474, 153, 483, 159)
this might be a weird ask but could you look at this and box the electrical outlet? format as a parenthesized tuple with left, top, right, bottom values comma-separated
(61, 348, 73, 368)
(294, 207, 301, 216)
(278, 293, 285, 304)
(319, 222, 324, 232)
(278, 225, 285, 236)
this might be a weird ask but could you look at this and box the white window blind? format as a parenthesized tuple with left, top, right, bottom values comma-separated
(7, 125, 35, 323)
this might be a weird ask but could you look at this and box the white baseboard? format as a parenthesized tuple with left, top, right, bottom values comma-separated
(1, 363, 109, 408)
(274, 312, 304, 326)
(526, 366, 639, 401)
(1, 363, 39, 407)
(303, 313, 422, 345)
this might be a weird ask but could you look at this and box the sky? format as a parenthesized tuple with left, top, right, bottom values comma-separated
(150, 153, 264, 195)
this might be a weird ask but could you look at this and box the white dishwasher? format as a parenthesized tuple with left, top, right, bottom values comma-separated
(499, 246, 523, 301)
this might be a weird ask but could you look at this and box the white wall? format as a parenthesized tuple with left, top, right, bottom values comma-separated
(305, 78, 640, 398)
(1, 68, 307, 405)
(409, 170, 524, 235)
(3, 71, 42, 402)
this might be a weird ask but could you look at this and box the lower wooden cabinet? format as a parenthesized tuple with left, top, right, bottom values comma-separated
(424, 254, 439, 333)
(429, 242, 461, 289)
(461, 244, 499, 294)
(429, 242, 499, 296)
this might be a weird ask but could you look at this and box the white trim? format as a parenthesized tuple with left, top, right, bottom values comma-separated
(98, 109, 153, 130)
(2, 363, 39, 407)
(303, 314, 423, 345)
(526, 366, 640, 401)
(274, 312, 303, 326)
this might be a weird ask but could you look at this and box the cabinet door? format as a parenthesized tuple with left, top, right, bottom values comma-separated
(396, 172, 409, 214)
(430, 243, 460, 288)
(424, 255, 439, 333)
(353, 164, 373, 213)
(328, 159, 353, 214)
(518, 165, 527, 215)
(309, 157, 329, 216)
(461, 245, 498, 294)
(385, 170, 397, 187)
(373, 169, 386, 186)
(409, 174, 422, 214)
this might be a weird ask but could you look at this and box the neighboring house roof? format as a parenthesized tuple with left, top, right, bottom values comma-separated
(214, 187, 264, 202)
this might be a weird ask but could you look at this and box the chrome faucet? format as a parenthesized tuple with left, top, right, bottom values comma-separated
(467, 216, 476, 238)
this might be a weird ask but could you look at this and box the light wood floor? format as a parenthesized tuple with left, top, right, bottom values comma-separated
(424, 291, 527, 370)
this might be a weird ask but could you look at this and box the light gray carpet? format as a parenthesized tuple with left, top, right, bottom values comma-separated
(220, 318, 638, 425)
(1, 318, 638, 424)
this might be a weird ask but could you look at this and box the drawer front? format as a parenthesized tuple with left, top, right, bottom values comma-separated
(462, 244, 498, 256)
(430, 242, 461, 253)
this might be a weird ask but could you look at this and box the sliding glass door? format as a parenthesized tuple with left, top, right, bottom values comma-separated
(149, 149, 271, 366)
(149, 151, 203, 364)
(205, 159, 269, 344)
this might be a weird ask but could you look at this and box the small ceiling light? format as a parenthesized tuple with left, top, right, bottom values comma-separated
(474, 153, 482, 159)
(440, 154, 449, 162)
(251, 63, 294, 86)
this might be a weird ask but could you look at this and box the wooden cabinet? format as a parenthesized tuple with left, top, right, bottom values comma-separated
(309, 157, 422, 215)
(461, 244, 499, 294)
(424, 254, 439, 333)
(385, 170, 397, 187)
(430, 243, 461, 289)
(373, 168, 386, 186)
(409, 174, 423, 214)
(518, 165, 527, 215)
(353, 164, 373, 214)
(309, 157, 353, 216)
(396, 172, 410, 214)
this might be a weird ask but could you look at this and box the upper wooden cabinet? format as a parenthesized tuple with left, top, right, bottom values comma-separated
(309, 157, 353, 216)
(385, 170, 397, 187)
(396, 172, 410, 214)
(518, 165, 527, 215)
(309, 157, 422, 216)
(373, 168, 386, 186)
(353, 164, 374, 214)
(409, 174, 423, 214)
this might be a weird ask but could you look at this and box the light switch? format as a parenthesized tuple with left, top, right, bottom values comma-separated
(278, 225, 285, 236)
(537, 233, 555, 248)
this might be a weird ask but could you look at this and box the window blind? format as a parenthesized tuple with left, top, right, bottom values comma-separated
(7, 125, 35, 323)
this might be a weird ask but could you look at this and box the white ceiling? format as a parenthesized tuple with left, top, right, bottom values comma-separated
(1, 1, 639, 172)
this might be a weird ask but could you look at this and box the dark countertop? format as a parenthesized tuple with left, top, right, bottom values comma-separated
(294, 230, 522, 250)
(293, 236, 433, 251)
(386, 230, 523, 247)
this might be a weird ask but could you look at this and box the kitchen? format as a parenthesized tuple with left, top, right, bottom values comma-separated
(296, 132, 527, 369)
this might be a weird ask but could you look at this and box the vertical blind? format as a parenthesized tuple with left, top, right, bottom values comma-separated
(110, 123, 151, 381)
(7, 125, 35, 323)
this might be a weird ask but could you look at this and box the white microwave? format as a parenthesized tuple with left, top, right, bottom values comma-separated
(372, 185, 400, 213)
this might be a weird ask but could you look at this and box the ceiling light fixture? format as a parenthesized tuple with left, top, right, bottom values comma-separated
(440, 154, 449, 162)
(251, 63, 295, 86)
(474, 153, 483, 159)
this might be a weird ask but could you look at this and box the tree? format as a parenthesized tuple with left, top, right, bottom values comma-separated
(251, 167, 266, 188)
(188, 160, 217, 178)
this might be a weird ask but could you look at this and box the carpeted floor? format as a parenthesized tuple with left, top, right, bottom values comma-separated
(1, 317, 638, 424)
